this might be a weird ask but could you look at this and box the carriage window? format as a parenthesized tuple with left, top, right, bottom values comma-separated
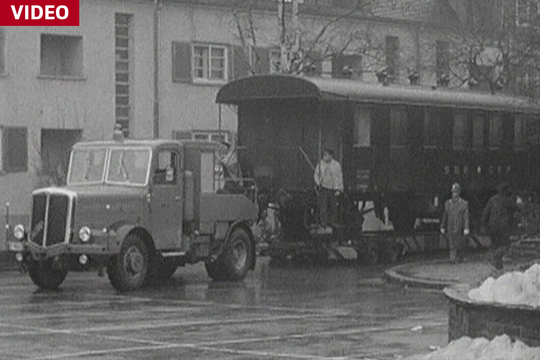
(391, 108, 407, 146)
(515, 115, 526, 148)
(354, 106, 371, 147)
(424, 110, 439, 148)
(489, 115, 503, 148)
(472, 114, 485, 148)
(452, 113, 468, 149)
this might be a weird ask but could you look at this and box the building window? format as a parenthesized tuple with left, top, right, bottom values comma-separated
(0, 28, 5, 74)
(40, 34, 83, 78)
(332, 54, 362, 79)
(193, 44, 227, 82)
(516, 0, 539, 26)
(1, 126, 28, 173)
(385, 35, 399, 82)
(354, 106, 370, 147)
(172, 130, 229, 144)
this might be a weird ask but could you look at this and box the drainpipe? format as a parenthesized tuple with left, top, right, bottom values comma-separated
(153, 0, 160, 138)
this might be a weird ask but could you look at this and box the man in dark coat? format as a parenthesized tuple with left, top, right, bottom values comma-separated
(482, 182, 519, 270)
(441, 183, 470, 263)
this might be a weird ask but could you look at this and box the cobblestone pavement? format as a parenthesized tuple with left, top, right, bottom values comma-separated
(0, 258, 449, 360)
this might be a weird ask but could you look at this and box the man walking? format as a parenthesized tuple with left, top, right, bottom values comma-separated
(441, 183, 470, 263)
(482, 182, 520, 270)
(314, 148, 343, 227)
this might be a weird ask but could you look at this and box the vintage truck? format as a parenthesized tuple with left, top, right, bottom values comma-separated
(7, 137, 259, 292)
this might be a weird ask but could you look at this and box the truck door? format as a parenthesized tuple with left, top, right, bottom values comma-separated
(150, 149, 183, 250)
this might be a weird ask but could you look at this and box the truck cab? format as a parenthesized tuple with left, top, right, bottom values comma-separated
(8, 138, 258, 292)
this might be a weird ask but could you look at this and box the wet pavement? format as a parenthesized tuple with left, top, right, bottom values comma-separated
(0, 257, 450, 360)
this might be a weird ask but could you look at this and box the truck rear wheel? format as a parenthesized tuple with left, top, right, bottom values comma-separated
(107, 234, 148, 292)
(205, 228, 254, 282)
(28, 258, 67, 290)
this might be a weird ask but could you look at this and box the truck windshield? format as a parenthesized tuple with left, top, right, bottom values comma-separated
(68, 149, 107, 185)
(106, 149, 151, 185)
(67, 148, 151, 186)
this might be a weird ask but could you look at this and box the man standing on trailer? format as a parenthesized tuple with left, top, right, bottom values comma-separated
(440, 183, 470, 263)
(314, 148, 343, 227)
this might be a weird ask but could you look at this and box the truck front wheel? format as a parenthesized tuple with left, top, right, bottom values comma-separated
(28, 258, 68, 290)
(205, 228, 254, 282)
(107, 234, 148, 292)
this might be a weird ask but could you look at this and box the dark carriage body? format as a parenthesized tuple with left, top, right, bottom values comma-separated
(217, 75, 540, 261)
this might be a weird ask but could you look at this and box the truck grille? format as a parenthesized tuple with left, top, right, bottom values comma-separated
(29, 191, 74, 247)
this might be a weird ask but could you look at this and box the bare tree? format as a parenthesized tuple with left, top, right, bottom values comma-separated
(231, 0, 371, 76)
(438, 1, 540, 98)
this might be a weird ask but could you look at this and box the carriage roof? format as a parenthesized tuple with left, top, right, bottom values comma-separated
(216, 74, 540, 114)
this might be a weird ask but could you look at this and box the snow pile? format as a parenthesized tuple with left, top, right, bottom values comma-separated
(407, 335, 540, 360)
(468, 263, 540, 307)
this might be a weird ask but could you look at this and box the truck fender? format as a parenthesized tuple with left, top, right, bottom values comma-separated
(108, 224, 149, 253)
(107, 224, 136, 253)
(224, 221, 257, 270)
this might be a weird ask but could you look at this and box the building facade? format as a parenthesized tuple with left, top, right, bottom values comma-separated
(0, 0, 530, 241)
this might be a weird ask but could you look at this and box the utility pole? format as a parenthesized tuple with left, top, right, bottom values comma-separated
(153, 0, 160, 138)
(277, 0, 288, 73)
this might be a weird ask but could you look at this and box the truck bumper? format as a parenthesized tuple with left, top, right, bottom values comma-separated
(8, 233, 116, 267)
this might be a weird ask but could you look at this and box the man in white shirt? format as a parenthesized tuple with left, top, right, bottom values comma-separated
(314, 148, 344, 226)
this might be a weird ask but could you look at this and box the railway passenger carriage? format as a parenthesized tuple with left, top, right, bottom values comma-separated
(216, 74, 540, 263)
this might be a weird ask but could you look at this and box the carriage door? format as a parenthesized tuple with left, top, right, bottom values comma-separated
(371, 106, 391, 191)
(151, 148, 183, 250)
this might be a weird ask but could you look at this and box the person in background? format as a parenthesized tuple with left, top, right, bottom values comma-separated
(441, 183, 470, 264)
(314, 148, 343, 227)
(482, 182, 520, 270)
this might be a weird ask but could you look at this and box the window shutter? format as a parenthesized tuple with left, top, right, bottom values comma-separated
(3, 126, 28, 173)
(231, 45, 250, 79)
(305, 50, 323, 76)
(253, 47, 271, 74)
(172, 130, 192, 140)
(172, 42, 192, 82)
(0, 29, 5, 74)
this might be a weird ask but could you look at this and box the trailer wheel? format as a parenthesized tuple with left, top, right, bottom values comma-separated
(28, 259, 67, 290)
(159, 258, 179, 279)
(107, 233, 148, 292)
(205, 228, 254, 282)
(361, 240, 380, 265)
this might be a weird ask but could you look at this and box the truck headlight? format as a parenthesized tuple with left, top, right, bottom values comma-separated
(13, 224, 25, 240)
(79, 226, 91, 243)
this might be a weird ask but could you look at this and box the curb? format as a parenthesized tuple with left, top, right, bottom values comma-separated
(383, 261, 464, 290)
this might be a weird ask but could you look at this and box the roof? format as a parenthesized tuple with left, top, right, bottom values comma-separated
(164, 0, 460, 27)
(73, 139, 226, 151)
(216, 74, 540, 113)
(371, 0, 459, 25)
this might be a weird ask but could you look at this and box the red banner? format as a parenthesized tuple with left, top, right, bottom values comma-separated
(0, 0, 79, 26)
